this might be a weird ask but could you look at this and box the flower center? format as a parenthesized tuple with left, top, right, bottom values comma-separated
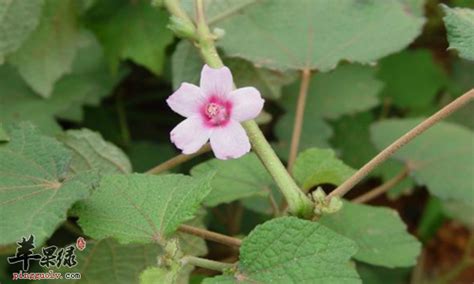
(203, 100, 231, 126)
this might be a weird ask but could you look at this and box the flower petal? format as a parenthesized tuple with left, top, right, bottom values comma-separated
(210, 120, 250, 160)
(200, 64, 233, 98)
(229, 87, 265, 122)
(167, 83, 206, 117)
(170, 116, 211, 154)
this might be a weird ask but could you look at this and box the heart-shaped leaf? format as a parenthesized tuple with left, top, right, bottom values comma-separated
(75, 173, 213, 244)
(0, 124, 98, 245)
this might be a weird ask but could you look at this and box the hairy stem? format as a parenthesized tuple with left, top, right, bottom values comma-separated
(178, 224, 242, 247)
(164, 0, 195, 27)
(178, 0, 313, 218)
(287, 69, 312, 172)
(352, 167, 409, 203)
(181, 256, 235, 272)
(195, 0, 224, 68)
(146, 144, 211, 174)
(328, 89, 474, 200)
(243, 121, 314, 217)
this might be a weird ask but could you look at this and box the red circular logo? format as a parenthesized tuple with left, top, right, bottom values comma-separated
(76, 237, 86, 251)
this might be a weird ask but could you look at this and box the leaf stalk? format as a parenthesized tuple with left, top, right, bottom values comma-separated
(181, 256, 235, 272)
(328, 89, 474, 200)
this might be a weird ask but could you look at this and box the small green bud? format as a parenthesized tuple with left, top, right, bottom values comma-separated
(324, 196, 343, 214)
(168, 15, 196, 39)
(311, 187, 343, 216)
(159, 238, 183, 267)
(212, 27, 226, 39)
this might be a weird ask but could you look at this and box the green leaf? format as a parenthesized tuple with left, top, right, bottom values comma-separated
(55, 31, 127, 122)
(442, 5, 474, 60)
(59, 129, 132, 175)
(0, 123, 9, 142)
(191, 153, 275, 207)
(377, 50, 448, 109)
(207, 0, 424, 71)
(371, 119, 474, 203)
(399, 0, 427, 16)
(293, 148, 355, 191)
(178, 213, 208, 257)
(274, 115, 332, 160)
(240, 185, 282, 215)
(225, 59, 297, 100)
(377, 160, 415, 199)
(331, 112, 378, 168)
(139, 256, 194, 284)
(417, 197, 445, 241)
(448, 59, 474, 98)
(138, 237, 196, 284)
(205, 217, 360, 284)
(171, 40, 296, 100)
(442, 200, 474, 228)
(280, 65, 382, 119)
(319, 202, 421, 267)
(171, 41, 202, 90)
(54, 239, 161, 284)
(0, 33, 123, 134)
(75, 173, 212, 244)
(128, 141, 177, 173)
(0, 0, 43, 60)
(56, 223, 205, 283)
(275, 64, 382, 159)
(140, 261, 194, 284)
(357, 263, 411, 284)
(451, 0, 474, 9)
(140, 267, 179, 284)
(447, 101, 474, 131)
(85, 0, 173, 75)
(202, 276, 235, 284)
(8, 0, 81, 97)
(0, 123, 98, 245)
(0, 65, 62, 134)
(330, 112, 415, 199)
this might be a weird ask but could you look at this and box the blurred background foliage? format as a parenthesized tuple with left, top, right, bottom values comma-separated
(0, 0, 473, 283)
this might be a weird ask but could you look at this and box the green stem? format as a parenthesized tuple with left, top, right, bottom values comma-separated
(165, 0, 314, 218)
(243, 121, 313, 218)
(194, 0, 223, 68)
(181, 256, 235, 272)
(164, 0, 195, 28)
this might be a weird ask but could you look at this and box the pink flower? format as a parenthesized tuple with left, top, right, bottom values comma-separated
(167, 65, 264, 160)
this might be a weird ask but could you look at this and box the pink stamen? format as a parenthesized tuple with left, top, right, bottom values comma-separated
(201, 96, 232, 127)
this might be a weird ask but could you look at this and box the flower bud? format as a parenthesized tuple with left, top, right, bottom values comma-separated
(311, 187, 343, 216)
